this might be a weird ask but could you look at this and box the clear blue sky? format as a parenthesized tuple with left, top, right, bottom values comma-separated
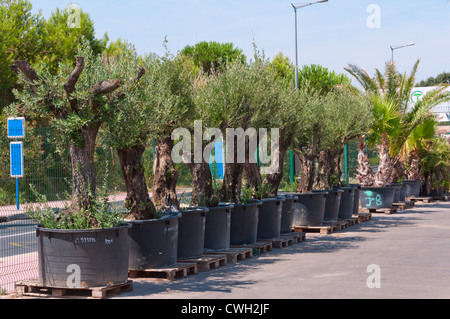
(29, 0, 450, 83)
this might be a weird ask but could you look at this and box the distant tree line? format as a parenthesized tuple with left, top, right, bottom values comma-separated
(417, 72, 450, 87)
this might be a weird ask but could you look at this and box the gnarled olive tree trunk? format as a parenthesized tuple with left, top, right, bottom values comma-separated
(188, 161, 216, 207)
(68, 124, 100, 211)
(152, 137, 179, 209)
(315, 150, 334, 190)
(117, 145, 156, 220)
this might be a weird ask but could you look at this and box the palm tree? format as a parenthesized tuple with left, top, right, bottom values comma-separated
(345, 60, 450, 186)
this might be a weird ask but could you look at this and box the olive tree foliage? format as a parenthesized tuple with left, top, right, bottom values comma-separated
(99, 40, 159, 220)
(292, 64, 352, 193)
(6, 40, 135, 222)
(314, 89, 372, 190)
(144, 50, 195, 210)
(193, 48, 301, 202)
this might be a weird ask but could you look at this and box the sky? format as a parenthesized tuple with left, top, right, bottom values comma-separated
(29, 0, 450, 84)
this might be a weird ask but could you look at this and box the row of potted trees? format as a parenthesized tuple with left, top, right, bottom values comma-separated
(33, 178, 422, 290)
(32, 192, 301, 289)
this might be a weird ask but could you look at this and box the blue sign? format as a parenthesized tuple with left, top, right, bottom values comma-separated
(10, 142, 24, 178)
(7, 117, 25, 139)
(209, 142, 224, 179)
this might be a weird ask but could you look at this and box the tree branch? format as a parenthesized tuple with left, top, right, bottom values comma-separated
(64, 56, 85, 111)
(12, 60, 39, 93)
(92, 79, 123, 95)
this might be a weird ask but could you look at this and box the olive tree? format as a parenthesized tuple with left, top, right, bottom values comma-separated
(7, 41, 133, 220)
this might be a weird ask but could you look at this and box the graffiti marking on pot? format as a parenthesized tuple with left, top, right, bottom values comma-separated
(105, 238, 114, 245)
(364, 191, 382, 207)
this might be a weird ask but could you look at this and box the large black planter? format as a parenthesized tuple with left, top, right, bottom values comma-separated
(389, 184, 402, 203)
(36, 224, 131, 288)
(337, 187, 355, 220)
(404, 180, 421, 197)
(279, 194, 298, 234)
(314, 189, 343, 223)
(204, 204, 233, 251)
(360, 186, 396, 209)
(127, 212, 181, 270)
(348, 184, 361, 214)
(177, 207, 208, 260)
(257, 197, 284, 240)
(291, 192, 327, 226)
(230, 200, 262, 245)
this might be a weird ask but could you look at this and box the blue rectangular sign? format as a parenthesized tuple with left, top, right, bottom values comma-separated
(10, 142, 24, 178)
(7, 117, 25, 139)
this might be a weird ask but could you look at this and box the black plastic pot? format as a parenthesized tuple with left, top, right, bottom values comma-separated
(291, 192, 327, 226)
(389, 184, 402, 203)
(279, 194, 298, 234)
(230, 200, 262, 245)
(348, 184, 362, 214)
(360, 186, 396, 209)
(127, 212, 181, 270)
(177, 207, 208, 260)
(314, 189, 343, 223)
(36, 224, 131, 288)
(257, 197, 284, 240)
(337, 187, 355, 220)
(399, 182, 408, 201)
(404, 180, 421, 197)
(204, 204, 233, 251)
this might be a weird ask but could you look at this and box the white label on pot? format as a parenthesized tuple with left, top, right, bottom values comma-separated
(75, 237, 96, 244)
(105, 239, 113, 245)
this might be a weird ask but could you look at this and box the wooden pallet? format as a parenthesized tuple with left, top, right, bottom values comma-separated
(128, 262, 197, 280)
(231, 241, 273, 255)
(205, 247, 253, 263)
(360, 207, 398, 214)
(407, 196, 447, 203)
(260, 237, 290, 248)
(179, 255, 227, 272)
(343, 218, 358, 227)
(280, 231, 306, 244)
(292, 223, 337, 235)
(15, 279, 133, 299)
(392, 201, 414, 210)
(353, 213, 372, 222)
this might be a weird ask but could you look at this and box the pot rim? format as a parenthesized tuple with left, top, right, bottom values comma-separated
(232, 199, 263, 208)
(124, 211, 182, 224)
(35, 223, 132, 233)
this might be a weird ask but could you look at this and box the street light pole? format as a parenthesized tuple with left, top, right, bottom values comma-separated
(290, 1, 328, 184)
(390, 42, 415, 63)
(292, 1, 328, 90)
